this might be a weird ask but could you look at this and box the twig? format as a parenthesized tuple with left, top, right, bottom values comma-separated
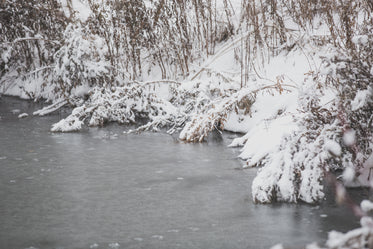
(33, 99, 68, 116)
(131, 80, 182, 86)
(190, 30, 254, 81)
(23, 66, 55, 76)
(0, 37, 61, 46)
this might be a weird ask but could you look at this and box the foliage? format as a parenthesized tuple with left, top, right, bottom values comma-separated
(246, 0, 373, 203)
(0, 0, 67, 98)
(1, 0, 236, 98)
(52, 22, 111, 100)
(51, 82, 183, 132)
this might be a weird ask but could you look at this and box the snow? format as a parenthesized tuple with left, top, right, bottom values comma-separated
(72, 84, 91, 98)
(342, 166, 355, 184)
(352, 35, 369, 45)
(324, 218, 373, 249)
(361, 200, 373, 213)
(223, 42, 340, 203)
(33, 100, 68, 116)
(343, 129, 356, 146)
(17, 113, 28, 118)
(351, 88, 372, 111)
(305, 243, 321, 249)
(270, 244, 284, 249)
(11, 109, 20, 114)
(223, 112, 252, 134)
(151, 235, 164, 240)
(235, 115, 298, 166)
(108, 242, 120, 248)
(60, 0, 91, 22)
(360, 216, 373, 228)
(324, 140, 342, 157)
(71, 0, 91, 22)
(1, 72, 56, 101)
(51, 106, 86, 132)
(188, 227, 200, 232)
(1, 47, 10, 63)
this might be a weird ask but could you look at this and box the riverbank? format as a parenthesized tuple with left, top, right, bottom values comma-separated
(1, 0, 373, 209)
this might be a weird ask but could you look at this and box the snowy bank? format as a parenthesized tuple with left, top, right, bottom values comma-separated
(1, 0, 373, 206)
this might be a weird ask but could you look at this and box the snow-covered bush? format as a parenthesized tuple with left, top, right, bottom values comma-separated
(252, 84, 342, 203)
(303, 201, 373, 249)
(0, 0, 67, 99)
(179, 83, 288, 143)
(233, 0, 373, 203)
(85, 0, 235, 80)
(180, 89, 254, 142)
(323, 36, 373, 186)
(1, 0, 237, 100)
(51, 83, 183, 132)
(86, 0, 148, 80)
(52, 23, 111, 100)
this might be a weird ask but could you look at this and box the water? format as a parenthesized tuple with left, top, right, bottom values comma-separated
(0, 96, 366, 249)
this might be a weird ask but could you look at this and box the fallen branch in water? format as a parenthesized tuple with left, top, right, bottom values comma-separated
(33, 99, 68, 116)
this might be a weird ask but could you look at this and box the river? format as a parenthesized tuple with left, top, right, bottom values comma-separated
(0, 96, 366, 249)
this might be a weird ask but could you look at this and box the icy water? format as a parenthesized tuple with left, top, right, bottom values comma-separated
(0, 96, 367, 249)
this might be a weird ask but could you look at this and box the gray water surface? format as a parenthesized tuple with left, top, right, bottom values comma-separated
(0, 96, 366, 249)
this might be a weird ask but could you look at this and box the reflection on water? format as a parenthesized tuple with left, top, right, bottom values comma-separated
(0, 96, 363, 249)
